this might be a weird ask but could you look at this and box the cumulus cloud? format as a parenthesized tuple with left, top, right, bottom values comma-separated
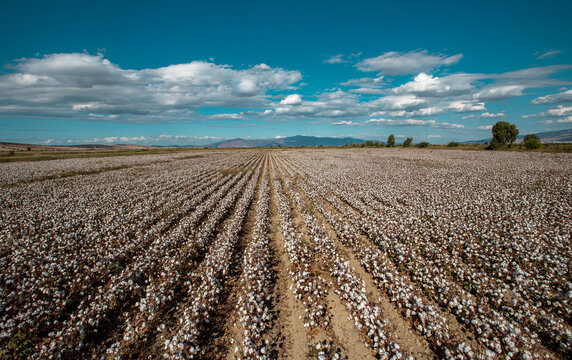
(474, 85, 525, 101)
(0, 53, 302, 121)
(2, 52, 572, 129)
(324, 54, 344, 64)
(273, 90, 367, 119)
(480, 112, 505, 118)
(73, 134, 223, 145)
(342, 76, 385, 86)
(280, 94, 303, 105)
(547, 105, 572, 117)
(332, 120, 364, 126)
(366, 117, 464, 129)
(531, 89, 572, 104)
(356, 50, 463, 75)
(369, 95, 426, 110)
(447, 101, 486, 113)
(206, 109, 272, 120)
(545, 116, 572, 124)
(367, 99, 484, 118)
(208, 113, 244, 120)
(392, 73, 477, 97)
(342, 76, 386, 94)
(478, 125, 493, 130)
(387, 107, 444, 117)
(92, 136, 151, 143)
(378, 65, 571, 103)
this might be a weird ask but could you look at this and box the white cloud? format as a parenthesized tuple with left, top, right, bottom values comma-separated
(392, 72, 476, 97)
(356, 50, 463, 75)
(480, 112, 505, 118)
(332, 120, 363, 126)
(547, 105, 572, 117)
(341, 76, 384, 86)
(545, 116, 572, 124)
(462, 114, 475, 120)
(206, 109, 273, 120)
(497, 65, 572, 81)
(478, 125, 493, 130)
(448, 101, 486, 113)
(535, 50, 563, 59)
(272, 90, 367, 119)
(325, 54, 344, 64)
(280, 94, 303, 105)
(0, 53, 302, 121)
(208, 113, 244, 120)
(2, 52, 572, 130)
(369, 95, 426, 110)
(531, 89, 572, 104)
(387, 107, 444, 117)
(253, 63, 271, 70)
(81, 134, 223, 145)
(236, 78, 258, 96)
(474, 85, 525, 101)
(366, 117, 464, 129)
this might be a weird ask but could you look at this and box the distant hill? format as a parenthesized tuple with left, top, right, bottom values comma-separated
(463, 128, 572, 144)
(205, 135, 365, 148)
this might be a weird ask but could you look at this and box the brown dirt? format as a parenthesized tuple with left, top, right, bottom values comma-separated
(278, 160, 432, 359)
(327, 293, 375, 360)
(286, 160, 487, 357)
(267, 172, 310, 360)
(272, 156, 371, 359)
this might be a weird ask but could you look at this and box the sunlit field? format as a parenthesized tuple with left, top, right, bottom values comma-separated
(1, 148, 570, 359)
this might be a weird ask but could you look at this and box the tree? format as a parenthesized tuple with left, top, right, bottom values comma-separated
(447, 141, 459, 147)
(491, 121, 519, 149)
(387, 134, 395, 147)
(402, 137, 413, 147)
(523, 134, 541, 150)
(417, 141, 429, 148)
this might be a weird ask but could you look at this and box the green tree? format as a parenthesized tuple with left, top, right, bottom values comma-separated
(402, 137, 413, 147)
(387, 134, 395, 147)
(447, 141, 459, 147)
(417, 141, 429, 148)
(491, 121, 519, 149)
(523, 134, 541, 150)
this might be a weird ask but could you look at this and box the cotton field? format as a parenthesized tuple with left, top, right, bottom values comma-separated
(0, 148, 570, 359)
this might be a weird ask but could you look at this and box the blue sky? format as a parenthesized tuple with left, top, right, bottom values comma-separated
(1, 0, 571, 145)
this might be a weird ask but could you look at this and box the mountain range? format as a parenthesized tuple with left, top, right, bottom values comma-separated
(205, 129, 572, 148)
(204, 135, 365, 148)
(2, 129, 570, 151)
